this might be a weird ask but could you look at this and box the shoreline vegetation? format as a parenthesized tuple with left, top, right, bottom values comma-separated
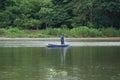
(0, 27, 120, 38)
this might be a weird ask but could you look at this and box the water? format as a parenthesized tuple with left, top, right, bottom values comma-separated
(0, 40, 120, 80)
(0, 40, 120, 47)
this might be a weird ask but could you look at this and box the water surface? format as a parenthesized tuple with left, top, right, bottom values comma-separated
(0, 40, 120, 80)
(0, 40, 120, 47)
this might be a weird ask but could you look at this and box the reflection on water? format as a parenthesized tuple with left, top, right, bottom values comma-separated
(0, 45, 120, 80)
(46, 47, 72, 80)
(60, 48, 67, 65)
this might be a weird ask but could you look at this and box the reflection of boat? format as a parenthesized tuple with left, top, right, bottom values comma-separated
(47, 44, 70, 48)
(60, 48, 66, 65)
(46, 46, 70, 65)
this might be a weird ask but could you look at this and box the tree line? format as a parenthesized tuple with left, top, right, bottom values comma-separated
(0, 0, 120, 29)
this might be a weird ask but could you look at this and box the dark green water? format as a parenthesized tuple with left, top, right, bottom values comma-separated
(0, 46, 120, 80)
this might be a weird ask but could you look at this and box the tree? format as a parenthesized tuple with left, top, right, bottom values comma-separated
(0, 0, 14, 10)
(0, 0, 120, 29)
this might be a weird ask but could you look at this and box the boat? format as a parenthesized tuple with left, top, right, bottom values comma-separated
(47, 44, 70, 48)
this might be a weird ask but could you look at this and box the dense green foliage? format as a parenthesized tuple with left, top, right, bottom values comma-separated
(0, 27, 119, 37)
(0, 0, 120, 29)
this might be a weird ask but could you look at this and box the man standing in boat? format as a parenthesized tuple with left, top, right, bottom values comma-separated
(61, 33, 65, 45)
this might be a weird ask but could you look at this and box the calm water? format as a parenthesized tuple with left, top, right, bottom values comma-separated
(0, 41, 120, 80)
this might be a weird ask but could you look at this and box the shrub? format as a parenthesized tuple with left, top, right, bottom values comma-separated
(0, 27, 119, 37)
(88, 28, 103, 37)
(7, 28, 21, 33)
(70, 27, 103, 37)
(6, 28, 26, 37)
(102, 28, 120, 37)
(46, 28, 63, 36)
(0, 28, 6, 35)
(70, 27, 90, 37)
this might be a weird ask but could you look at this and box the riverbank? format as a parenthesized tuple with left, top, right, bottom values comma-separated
(0, 37, 120, 41)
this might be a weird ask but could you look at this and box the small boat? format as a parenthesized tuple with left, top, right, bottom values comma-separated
(47, 44, 70, 48)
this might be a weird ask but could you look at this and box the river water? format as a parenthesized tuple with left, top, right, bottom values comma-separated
(0, 40, 120, 80)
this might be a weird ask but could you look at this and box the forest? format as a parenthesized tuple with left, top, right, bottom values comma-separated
(0, 0, 120, 30)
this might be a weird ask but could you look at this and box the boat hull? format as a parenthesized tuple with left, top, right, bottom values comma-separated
(47, 44, 70, 48)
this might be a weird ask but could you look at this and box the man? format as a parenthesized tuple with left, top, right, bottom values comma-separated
(61, 33, 65, 45)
